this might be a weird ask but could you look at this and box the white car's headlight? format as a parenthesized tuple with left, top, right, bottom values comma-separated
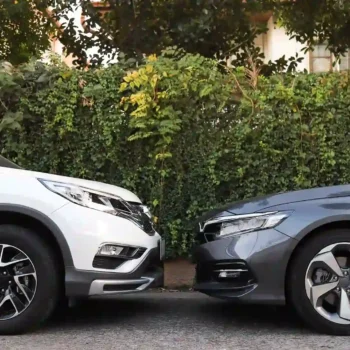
(39, 179, 117, 214)
(202, 211, 291, 238)
(39, 179, 156, 235)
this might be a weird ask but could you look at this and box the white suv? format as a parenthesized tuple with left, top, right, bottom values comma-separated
(0, 156, 164, 334)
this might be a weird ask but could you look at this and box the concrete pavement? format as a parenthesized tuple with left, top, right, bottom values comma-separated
(1, 292, 348, 350)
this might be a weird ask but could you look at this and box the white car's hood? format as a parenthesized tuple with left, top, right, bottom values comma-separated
(0, 167, 142, 203)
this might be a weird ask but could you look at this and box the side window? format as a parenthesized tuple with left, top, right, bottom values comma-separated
(339, 51, 350, 71)
(310, 44, 333, 73)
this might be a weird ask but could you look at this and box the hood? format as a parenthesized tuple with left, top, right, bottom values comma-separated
(200, 185, 350, 221)
(0, 167, 142, 203)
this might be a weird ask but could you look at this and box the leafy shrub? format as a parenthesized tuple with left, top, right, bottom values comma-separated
(1, 55, 350, 258)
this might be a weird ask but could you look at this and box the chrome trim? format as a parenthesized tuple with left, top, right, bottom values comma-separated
(95, 242, 145, 259)
(141, 205, 152, 219)
(89, 277, 154, 296)
(200, 212, 277, 232)
(214, 269, 248, 273)
(215, 261, 246, 266)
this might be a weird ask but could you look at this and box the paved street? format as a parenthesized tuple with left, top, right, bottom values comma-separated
(1, 292, 348, 350)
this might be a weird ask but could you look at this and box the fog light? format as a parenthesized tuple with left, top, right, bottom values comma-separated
(97, 245, 124, 257)
(217, 269, 246, 279)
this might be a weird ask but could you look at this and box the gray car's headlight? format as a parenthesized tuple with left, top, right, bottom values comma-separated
(202, 211, 291, 238)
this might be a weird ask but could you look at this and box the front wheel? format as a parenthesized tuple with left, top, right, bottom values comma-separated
(0, 225, 61, 334)
(288, 229, 350, 335)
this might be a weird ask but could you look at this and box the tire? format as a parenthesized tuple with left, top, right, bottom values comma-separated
(288, 229, 350, 335)
(0, 225, 61, 334)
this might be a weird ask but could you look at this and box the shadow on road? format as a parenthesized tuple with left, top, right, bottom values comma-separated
(39, 292, 310, 335)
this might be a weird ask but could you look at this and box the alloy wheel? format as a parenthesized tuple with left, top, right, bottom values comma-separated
(305, 242, 350, 325)
(0, 244, 37, 320)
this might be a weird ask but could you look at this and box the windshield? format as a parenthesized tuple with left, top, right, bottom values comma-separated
(0, 155, 21, 169)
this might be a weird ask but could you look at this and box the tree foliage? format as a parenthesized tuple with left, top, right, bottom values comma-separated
(53, 0, 269, 66)
(0, 0, 55, 65)
(52, 0, 350, 68)
(2, 54, 350, 257)
(2, 0, 350, 69)
(277, 0, 350, 58)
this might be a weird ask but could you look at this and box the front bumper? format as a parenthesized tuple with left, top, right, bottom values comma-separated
(51, 202, 162, 273)
(66, 246, 163, 297)
(193, 228, 298, 305)
(49, 202, 164, 296)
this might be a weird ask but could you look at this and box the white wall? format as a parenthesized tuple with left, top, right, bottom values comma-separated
(264, 16, 309, 71)
(44, 4, 117, 66)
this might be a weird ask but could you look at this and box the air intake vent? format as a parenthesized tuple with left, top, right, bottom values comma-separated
(92, 257, 125, 270)
(134, 248, 147, 259)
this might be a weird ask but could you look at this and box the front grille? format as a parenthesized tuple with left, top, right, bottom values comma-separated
(123, 202, 156, 235)
(142, 219, 154, 233)
(196, 222, 220, 244)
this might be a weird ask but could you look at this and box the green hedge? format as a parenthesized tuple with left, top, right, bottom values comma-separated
(1, 56, 350, 258)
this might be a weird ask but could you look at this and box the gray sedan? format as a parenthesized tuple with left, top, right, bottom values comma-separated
(194, 185, 350, 335)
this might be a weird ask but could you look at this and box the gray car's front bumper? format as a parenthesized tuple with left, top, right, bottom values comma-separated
(193, 228, 298, 305)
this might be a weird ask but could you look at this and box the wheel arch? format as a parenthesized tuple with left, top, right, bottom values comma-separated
(285, 219, 350, 301)
(0, 204, 73, 268)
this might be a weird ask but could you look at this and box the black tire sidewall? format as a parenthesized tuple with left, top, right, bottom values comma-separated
(289, 229, 350, 335)
(0, 225, 60, 334)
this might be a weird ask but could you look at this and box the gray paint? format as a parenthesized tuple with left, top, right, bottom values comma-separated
(194, 184, 350, 304)
(200, 185, 350, 219)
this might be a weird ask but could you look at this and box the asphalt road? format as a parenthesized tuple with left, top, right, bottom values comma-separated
(1, 292, 349, 350)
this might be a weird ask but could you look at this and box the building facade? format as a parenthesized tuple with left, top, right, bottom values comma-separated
(254, 16, 350, 72)
(46, 7, 350, 72)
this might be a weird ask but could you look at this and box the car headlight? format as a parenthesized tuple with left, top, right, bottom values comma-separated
(39, 179, 156, 235)
(202, 211, 291, 238)
(39, 179, 132, 215)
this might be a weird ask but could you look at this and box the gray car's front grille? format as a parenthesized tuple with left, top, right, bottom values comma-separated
(197, 222, 220, 244)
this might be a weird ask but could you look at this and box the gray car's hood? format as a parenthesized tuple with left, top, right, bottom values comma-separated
(201, 185, 350, 221)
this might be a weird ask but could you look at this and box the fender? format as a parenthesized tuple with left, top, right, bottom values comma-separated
(293, 214, 350, 242)
(0, 204, 73, 267)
